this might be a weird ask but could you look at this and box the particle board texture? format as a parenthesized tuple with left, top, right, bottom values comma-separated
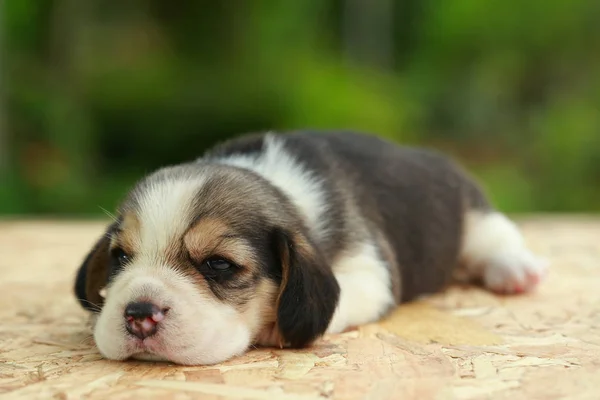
(1, 216, 599, 400)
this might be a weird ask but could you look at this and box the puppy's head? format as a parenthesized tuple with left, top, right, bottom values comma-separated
(74, 163, 339, 365)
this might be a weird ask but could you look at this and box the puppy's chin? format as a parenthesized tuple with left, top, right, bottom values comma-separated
(91, 265, 255, 366)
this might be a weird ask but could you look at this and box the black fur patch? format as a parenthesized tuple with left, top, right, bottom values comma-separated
(74, 221, 120, 312)
(272, 228, 340, 348)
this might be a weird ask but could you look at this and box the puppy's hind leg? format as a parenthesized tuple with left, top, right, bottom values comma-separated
(459, 207, 549, 295)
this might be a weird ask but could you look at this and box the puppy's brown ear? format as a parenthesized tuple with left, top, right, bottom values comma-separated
(272, 228, 340, 348)
(74, 224, 116, 312)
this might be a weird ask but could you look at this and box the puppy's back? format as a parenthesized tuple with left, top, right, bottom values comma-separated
(208, 130, 491, 302)
(279, 131, 490, 301)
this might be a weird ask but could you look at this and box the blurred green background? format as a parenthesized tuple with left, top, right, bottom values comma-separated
(1, 0, 599, 217)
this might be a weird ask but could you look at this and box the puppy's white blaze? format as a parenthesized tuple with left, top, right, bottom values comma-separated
(215, 134, 329, 240)
(326, 242, 395, 334)
(94, 260, 252, 365)
(136, 177, 206, 257)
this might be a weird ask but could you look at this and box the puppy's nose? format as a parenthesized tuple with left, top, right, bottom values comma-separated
(124, 301, 168, 340)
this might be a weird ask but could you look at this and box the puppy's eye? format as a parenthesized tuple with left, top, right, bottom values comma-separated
(190, 255, 239, 282)
(205, 257, 233, 271)
(111, 248, 130, 266)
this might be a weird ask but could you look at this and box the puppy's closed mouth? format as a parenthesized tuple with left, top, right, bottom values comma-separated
(124, 334, 173, 363)
(74, 130, 548, 365)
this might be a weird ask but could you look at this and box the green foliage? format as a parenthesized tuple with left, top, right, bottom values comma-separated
(2, 0, 599, 216)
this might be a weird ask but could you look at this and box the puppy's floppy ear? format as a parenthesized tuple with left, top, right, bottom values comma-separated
(272, 228, 340, 348)
(74, 223, 116, 312)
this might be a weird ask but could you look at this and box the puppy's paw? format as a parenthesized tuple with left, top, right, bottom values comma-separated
(482, 249, 549, 295)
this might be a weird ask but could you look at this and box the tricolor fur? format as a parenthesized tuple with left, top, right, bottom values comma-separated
(74, 131, 548, 365)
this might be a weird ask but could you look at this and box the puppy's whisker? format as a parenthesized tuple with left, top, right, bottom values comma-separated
(99, 206, 118, 223)
(103, 231, 116, 240)
(77, 298, 102, 313)
(78, 334, 95, 346)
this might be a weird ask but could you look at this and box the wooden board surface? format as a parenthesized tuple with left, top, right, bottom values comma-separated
(1, 217, 599, 399)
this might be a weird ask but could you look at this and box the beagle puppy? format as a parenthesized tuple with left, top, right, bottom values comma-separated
(74, 130, 547, 365)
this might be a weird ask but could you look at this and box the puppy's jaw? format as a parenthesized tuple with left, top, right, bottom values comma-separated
(93, 261, 253, 365)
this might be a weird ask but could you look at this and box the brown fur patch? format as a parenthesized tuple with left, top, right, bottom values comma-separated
(243, 278, 279, 344)
(113, 212, 140, 254)
(183, 218, 257, 271)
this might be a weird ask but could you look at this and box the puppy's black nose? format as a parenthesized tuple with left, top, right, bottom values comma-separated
(125, 302, 156, 320)
(124, 302, 168, 340)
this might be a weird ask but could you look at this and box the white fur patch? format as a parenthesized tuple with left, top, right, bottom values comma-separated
(326, 242, 395, 334)
(460, 211, 549, 294)
(134, 177, 205, 259)
(214, 134, 329, 241)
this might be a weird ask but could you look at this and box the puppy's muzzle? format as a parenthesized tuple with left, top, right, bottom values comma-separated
(124, 301, 169, 340)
